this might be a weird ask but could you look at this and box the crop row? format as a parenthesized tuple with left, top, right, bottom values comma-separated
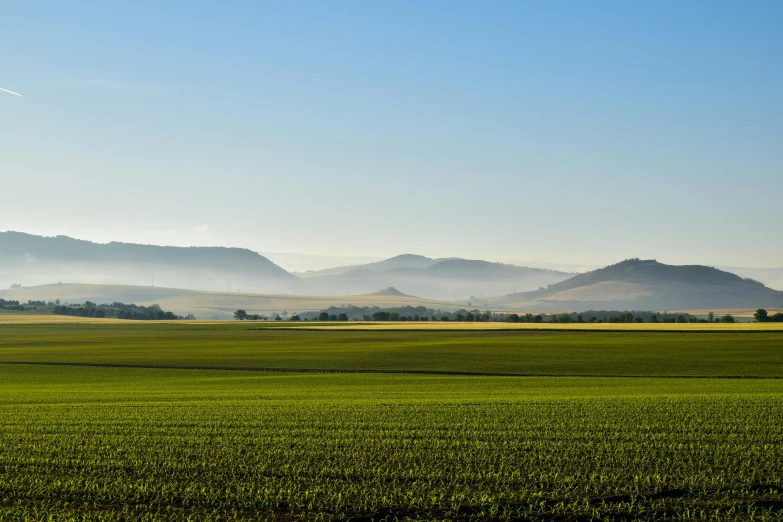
(1, 396, 782, 520)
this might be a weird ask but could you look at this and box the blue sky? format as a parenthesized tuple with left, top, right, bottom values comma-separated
(2, 1, 782, 269)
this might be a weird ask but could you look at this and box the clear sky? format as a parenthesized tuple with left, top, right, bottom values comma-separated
(2, 1, 782, 269)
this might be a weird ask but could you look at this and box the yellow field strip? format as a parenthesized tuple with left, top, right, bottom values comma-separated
(0, 314, 143, 325)
(274, 322, 783, 331)
(1, 314, 782, 330)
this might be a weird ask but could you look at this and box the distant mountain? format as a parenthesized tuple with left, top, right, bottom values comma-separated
(299, 255, 572, 300)
(720, 266, 783, 292)
(296, 254, 437, 278)
(364, 287, 409, 297)
(0, 231, 297, 293)
(485, 259, 783, 311)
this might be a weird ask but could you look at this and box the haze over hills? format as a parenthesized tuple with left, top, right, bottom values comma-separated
(718, 267, 783, 292)
(3, 233, 782, 310)
(0, 234, 573, 301)
(0, 231, 297, 294)
(296, 254, 439, 277)
(0, 283, 463, 320)
(484, 259, 783, 311)
(297, 255, 573, 301)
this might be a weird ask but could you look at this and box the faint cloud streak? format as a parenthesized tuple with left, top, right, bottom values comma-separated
(0, 87, 23, 96)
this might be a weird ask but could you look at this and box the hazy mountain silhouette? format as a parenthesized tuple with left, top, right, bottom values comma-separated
(364, 287, 410, 297)
(0, 231, 297, 293)
(719, 266, 783, 292)
(296, 254, 437, 277)
(486, 259, 783, 310)
(299, 256, 572, 300)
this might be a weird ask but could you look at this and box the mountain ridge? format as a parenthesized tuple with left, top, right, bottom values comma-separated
(0, 231, 297, 293)
(486, 259, 783, 310)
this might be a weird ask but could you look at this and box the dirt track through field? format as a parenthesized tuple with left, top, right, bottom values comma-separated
(2, 360, 781, 379)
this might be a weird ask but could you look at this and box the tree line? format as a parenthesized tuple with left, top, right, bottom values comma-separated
(51, 301, 189, 320)
(0, 299, 25, 311)
(232, 306, 721, 323)
(754, 309, 783, 322)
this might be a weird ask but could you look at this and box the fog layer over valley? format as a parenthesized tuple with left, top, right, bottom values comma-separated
(3, 233, 783, 317)
(296, 255, 572, 301)
(0, 232, 296, 294)
(0, 233, 571, 301)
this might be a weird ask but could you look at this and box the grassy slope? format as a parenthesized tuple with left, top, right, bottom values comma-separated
(1, 323, 783, 377)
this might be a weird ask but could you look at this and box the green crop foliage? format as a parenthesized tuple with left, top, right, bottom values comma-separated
(1, 324, 782, 520)
(1, 324, 783, 377)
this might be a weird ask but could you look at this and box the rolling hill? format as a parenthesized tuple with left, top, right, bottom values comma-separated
(0, 231, 298, 294)
(720, 266, 783, 291)
(0, 233, 569, 301)
(297, 255, 572, 300)
(296, 254, 437, 277)
(485, 259, 783, 311)
(0, 283, 464, 319)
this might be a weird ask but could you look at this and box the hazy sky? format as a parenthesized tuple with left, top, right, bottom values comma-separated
(2, 1, 782, 269)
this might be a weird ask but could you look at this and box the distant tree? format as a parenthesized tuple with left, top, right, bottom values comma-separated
(290, 314, 300, 321)
(274, 314, 281, 321)
(319, 312, 329, 321)
(506, 313, 520, 323)
(755, 309, 769, 322)
(184, 314, 196, 320)
(281, 311, 288, 317)
(338, 313, 348, 321)
(707, 311, 715, 323)
(233, 309, 248, 321)
(770, 312, 783, 323)
(720, 314, 736, 323)
(650, 315, 659, 323)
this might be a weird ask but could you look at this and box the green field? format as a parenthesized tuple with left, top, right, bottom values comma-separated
(1, 324, 783, 520)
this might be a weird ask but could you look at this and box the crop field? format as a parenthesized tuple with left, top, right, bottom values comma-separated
(1, 324, 783, 520)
